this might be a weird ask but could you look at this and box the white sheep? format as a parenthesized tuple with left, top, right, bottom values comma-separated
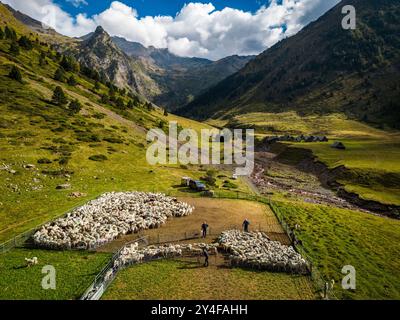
(25, 257, 38, 267)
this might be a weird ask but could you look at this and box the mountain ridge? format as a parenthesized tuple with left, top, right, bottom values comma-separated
(179, 0, 400, 129)
(6, 1, 254, 111)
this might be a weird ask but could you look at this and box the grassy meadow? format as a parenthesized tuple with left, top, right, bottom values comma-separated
(103, 259, 315, 300)
(0, 248, 111, 300)
(270, 200, 400, 300)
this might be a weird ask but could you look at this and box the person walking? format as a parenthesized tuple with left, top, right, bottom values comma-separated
(201, 221, 209, 238)
(203, 248, 209, 267)
(242, 219, 250, 232)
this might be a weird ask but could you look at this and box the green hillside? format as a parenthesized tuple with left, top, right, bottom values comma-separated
(0, 6, 251, 243)
(180, 0, 400, 129)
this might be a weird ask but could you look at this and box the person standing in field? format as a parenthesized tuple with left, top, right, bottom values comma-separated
(201, 222, 209, 238)
(242, 219, 250, 232)
(203, 248, 209, 267)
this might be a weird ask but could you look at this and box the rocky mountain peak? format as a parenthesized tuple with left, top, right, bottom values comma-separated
(94, 25, 106, 35)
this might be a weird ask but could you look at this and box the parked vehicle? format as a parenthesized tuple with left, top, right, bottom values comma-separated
(189, 180, 207, 191)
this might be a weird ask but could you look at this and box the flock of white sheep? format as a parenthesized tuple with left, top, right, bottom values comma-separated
(112, 230, 308, 275)
(32, 192, 194, 250)
(114, 242, 219, 268)
(218, 230, 309, 274)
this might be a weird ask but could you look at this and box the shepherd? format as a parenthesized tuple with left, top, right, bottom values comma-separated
(201, 221, 209, 238)
(203, 248, 209, 267)
(242, 219, 250, 232)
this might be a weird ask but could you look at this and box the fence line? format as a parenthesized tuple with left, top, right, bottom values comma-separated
(0, 196, 102, 254)
(80, 236, 149, 300)
(268, 201, 338, 300)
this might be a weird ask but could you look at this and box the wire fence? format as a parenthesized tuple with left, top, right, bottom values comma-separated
(137, 224, 276, 246)
(0, 196, 100, 254)
(80, 236, 150, 300)
(268, 201, 338, 300)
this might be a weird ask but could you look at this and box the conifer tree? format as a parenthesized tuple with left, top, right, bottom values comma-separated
(9, 41, 20, 56)
(52, 86, 68, 106)
(54, 67, 65, 82)
(68, 99, 82, 114)
(9, 65, 22, 82)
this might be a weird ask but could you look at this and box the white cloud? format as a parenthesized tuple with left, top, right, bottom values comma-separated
(3, 0, 340, 60)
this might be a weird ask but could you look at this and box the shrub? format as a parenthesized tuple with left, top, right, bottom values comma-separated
(67, 75, 77, 86)
(59, 157, 70, 165)
(9, 41, 20, 56)
(4, 26, 17, 40)
(18, 36, 33, 50)
(127, 100, 135, 109)
(103, 137, 123, 144)
(92, 112, 106, 119)
(54, 67, 65, 82)
(115, 97, 125, 110)
(9, 65, 22, 82)
(223, 181, 238, 189)
(100, 94, 109, 104)
(201, 170, 217, 187)
(60, 55, 79, 72)
(37, 158, 52, 164)
(39, 52, 47, 66)
(88, 154, 108, 162)
(93, 81, 100, 91)
(52, 86, 68, 106)
(77, 133, 100, 142)
(68, 99, 82, 114)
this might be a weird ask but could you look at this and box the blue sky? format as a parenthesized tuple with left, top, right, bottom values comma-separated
(55, 0, 271, 17)
(4, 0, 339, 59)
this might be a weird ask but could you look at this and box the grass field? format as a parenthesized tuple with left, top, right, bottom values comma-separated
(103, 259, 316, 300)
(210, 112, 389, 138)
(0, 248, 111, 300)
(270, 200, 400, 300)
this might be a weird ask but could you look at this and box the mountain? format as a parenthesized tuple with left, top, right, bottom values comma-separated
(179, 0, 400, 129)
(112, 36, 254, 110)
(3, 3, 55, 35)
(66, 26, 161, 98)
(5, 3, 253, 110)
